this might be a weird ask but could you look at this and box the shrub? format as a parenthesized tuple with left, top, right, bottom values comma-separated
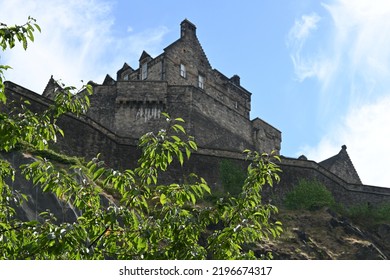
(284, 179, 335, 210)
(347, 202, 390, 225)
(219, 159, 246, 195)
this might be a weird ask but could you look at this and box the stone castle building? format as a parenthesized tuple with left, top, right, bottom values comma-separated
(3, 19, 390, 210)
(43, 19, 281, 155)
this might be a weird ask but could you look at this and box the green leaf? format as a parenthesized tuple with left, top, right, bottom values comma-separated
(170, 135, 181, 142)
(177, 151, 184, 166)
(27, 29, 34, 42)
(136, 237, 146, 250)
(161, 112, 170, 119)
(185, 147, 191, 159)
(160, 193, 167, 205)
(188, 141, 197, 151)
(174, 117, 185, 123)
(189, 192, 196, 205)
(34, 23, 41, 33)
(0, 91, 6, 104)
(173, 124, 186, 134)
(22, 36, 27, 50)
(93, 167, 105, 180)
(167, 151, 173, 164)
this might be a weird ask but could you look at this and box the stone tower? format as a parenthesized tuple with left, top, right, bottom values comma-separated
(44, 19, 281, 155)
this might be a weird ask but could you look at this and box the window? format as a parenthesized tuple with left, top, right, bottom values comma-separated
(180, 64, 186, 78)
(198, 74, 204, 89)
(141, 63, 148, 80)
(123, 74, 129, 81)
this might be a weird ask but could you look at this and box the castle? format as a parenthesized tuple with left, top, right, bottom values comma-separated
(43, 19, 281, 156)
(4, 19, 390, 209)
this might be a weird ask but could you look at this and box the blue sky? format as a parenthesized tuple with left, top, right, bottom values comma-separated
(1, 0, 390, 187)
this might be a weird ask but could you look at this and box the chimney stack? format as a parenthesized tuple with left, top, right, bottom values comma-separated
(180, 19, 197, 38)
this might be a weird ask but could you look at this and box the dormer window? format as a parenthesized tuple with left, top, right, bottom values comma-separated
(180, 64, 186, 78)
(198, 74, 204, 89)
(141, 63, 148, 80)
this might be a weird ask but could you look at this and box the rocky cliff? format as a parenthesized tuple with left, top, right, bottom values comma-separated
(259, 208, 390, 260)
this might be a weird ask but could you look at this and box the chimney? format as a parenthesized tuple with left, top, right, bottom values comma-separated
(180, 19, 197, 38)
(230, 75, 240, 86)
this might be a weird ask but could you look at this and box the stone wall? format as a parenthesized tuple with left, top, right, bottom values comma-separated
(5, 81, 390, 209)
(252, 118, 282, 154)
(113, 81, 168, 137)
(163, 20, 251, 119)
(77, 19, 281, 156)
(5, 82, 390, 208)
(271, 157, 390, 207)
(87, 84, 116, 130)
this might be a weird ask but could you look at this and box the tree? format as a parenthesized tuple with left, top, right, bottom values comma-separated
(0, 18, 282, 260)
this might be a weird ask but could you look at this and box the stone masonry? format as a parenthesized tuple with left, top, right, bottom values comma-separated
(43, 19, 281, 155)
(3, 19, 390, 208)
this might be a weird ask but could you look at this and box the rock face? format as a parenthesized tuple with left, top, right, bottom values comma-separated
(1, 151, 79, 223)
(258, 208, 390, 260)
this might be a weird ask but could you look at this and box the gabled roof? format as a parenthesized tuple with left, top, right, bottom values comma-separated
(42, 75, 62, 98)
(164, 19, 212, 70)
(102, 74, 115, 85)
(139, 51, 152, 62)
(319, 145, 362, 184)
(117, 62, 133, 74)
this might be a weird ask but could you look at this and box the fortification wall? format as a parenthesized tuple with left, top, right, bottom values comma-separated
(252, 118, 282, 154)
(4, 81, 390, 208)
(113, 81, 168, 137)
(272, 158, 390, 207)
(87, 84, 116, 130)
(189, 86, 253, 152)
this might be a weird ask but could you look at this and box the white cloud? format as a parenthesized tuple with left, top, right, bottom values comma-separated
(302, 95, 390, 187)
(287, 13, 325, 82)
(297, 0, 390, 187)
(288, 13, 321, 42)
(323, 0, 390, 102)
(0, 0, 169, 93)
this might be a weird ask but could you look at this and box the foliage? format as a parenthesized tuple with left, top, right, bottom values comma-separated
(0, 18, 282, 260)
(208, 150, 282, 259)
(284, 179, 336, 210)
(345, 202, 390, 226)
(0, 17, 40, 103)
(219, 159, 247, 196)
